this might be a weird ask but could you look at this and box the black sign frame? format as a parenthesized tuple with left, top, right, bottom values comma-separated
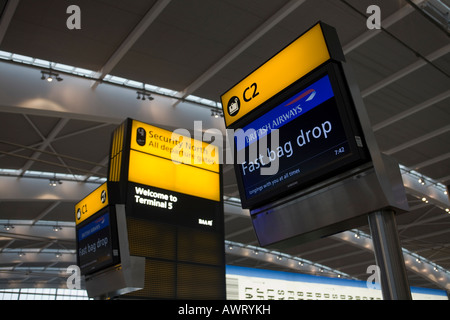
(231, 61, 371, 209)
(76, 206, 121, 276)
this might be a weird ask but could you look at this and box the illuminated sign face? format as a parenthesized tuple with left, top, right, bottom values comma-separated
(221, 23, 344, 128)
(77, 210, 120, 275)
(109, 119, 224, 230)
(234, 64, 369, 209)
(75, 182, 108, 225)
(128, 120, 220, 202)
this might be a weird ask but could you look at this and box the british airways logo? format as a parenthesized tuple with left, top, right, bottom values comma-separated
(285, 88, 316, 107)
(239, 75, 334, 151)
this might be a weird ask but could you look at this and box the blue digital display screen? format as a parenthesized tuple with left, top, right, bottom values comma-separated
(233, 68, 368, 209)
(78, 212, 110, 241)
(77, 211, 118, 275)
(237, 75, 335, 152)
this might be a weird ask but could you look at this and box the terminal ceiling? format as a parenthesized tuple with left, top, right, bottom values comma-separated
(0, 0, 449, 291)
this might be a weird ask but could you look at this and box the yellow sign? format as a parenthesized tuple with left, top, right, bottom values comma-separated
(75, 182, 109, 225)
(128, 120, 220, 201)
(130, 120, 219, 173)
(109, 122, 125, 182)
(128, 150, 220, 201)
(221, 23, 337, 127)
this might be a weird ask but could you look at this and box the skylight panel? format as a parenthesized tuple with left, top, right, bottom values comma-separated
(33, 58, 51, 67)
(125, 80, 143, 88)
(11, 53, 34, 64)
(0, 50, 12, 60)
(53, 63, 75, 72)
(73, 67, 95, 77)
(108, 75, 128, 84)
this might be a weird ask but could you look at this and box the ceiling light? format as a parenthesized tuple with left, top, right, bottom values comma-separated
(49, 176, 62, 186)
(40, 70, 63, 83)
(136, 90, 154, 101)
(210, 109, 223, 118)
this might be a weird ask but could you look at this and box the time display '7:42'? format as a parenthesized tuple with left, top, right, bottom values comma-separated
(334, 146, 345, 156)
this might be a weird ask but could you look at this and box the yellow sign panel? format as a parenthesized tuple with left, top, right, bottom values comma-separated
(109, 122, 125, 182)
(130, 120, 219, 173)
(128, 150, 220, 201)
(221, 23, 333, 127)
(75, 182, 109, 225)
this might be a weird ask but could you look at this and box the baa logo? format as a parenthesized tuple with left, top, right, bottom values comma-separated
(100, 190, 106, 204)
(227, 96, 240, 117)
(136, 127, 146, 146)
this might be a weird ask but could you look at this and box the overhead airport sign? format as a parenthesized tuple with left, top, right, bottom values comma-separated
(107, 118, 223, 230)
(76, 119, 225, 298)
(221, 22, 344, 128)
(128, 120, 220, 202)
(221, 22, 367, 209)
(74, 182, 120, 276)
(75, 182, 109, 225)
(233, 64, 370, 209)
(76, 208, 120, 275)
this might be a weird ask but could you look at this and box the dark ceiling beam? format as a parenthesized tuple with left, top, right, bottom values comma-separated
(18, 118, 69, 177)
(91, 0, 172, 89)
(342, 0, 424, 54)
(384, 124, 450, 155)
(0, 0, 19, 46)
(172, 0, 307, 106)
(372, 89, 450, 132)
(361, 44, 450, 98)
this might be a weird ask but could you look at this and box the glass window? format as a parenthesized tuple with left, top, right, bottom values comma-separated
(0, 288, 90, 300)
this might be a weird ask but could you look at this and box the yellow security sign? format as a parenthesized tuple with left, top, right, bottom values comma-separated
(75, 182, 109, 225)
(128, 119, 221, 201)
(128, 150, 220, 201)
(130, 120, 219, 173)
(221, 22, 343, 127)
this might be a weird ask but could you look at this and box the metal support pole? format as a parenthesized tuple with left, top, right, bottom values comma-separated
(368, 209, 412, 300)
